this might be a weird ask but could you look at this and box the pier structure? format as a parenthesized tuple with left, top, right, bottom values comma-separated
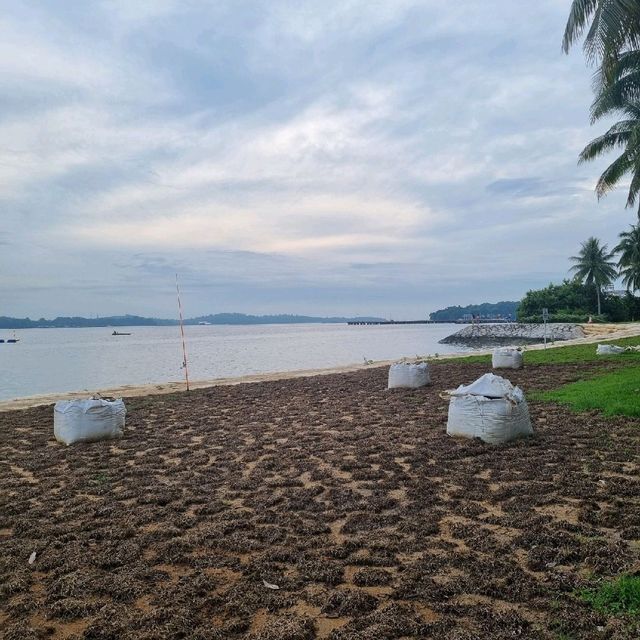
(347, 319, 510, 325)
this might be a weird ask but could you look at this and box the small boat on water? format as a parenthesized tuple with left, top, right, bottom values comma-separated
(0, 332, 19, 343)
(112, 331, 131, 336)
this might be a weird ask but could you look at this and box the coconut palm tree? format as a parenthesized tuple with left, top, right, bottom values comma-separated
(583, 49, 640, 213)
(564, 2, 640, 213)
(615, 224, 640, 291)
(570, 237, 618, 315)
(563, 1, 640, 74)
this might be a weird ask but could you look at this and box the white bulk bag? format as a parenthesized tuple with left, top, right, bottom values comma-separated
(446, 373, 533, 444)
(492, 347, 523, 370)
(54, 398, 126, 445)
(596, 344, 625, 355)
(388, 362, 430, 389)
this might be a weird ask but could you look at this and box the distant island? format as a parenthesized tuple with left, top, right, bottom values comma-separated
(429, 301, 519, 322)
(0, 313, 386, 329)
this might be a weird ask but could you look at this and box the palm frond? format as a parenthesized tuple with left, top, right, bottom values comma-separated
(578, 121, 635, 162)
(616, 225, 640, 290)
(564, 1, 640, 64)
(591, 69, 640, 122)
(563, 0, 599, 54)
(626, 163, 640, 208)
(595, 151, 634, 197)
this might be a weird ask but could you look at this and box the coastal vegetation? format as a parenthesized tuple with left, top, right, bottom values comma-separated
(518, 226, 640, 322)
(437, 221, 640, 326)
(517, 279, 640, 322)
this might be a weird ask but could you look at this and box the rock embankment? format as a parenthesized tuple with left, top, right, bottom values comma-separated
(439, 323, 585, 347)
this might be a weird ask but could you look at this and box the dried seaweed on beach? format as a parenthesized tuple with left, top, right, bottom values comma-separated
(1, 359, 638, 638)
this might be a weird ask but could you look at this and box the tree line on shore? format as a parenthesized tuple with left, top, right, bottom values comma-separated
(429, 301, 518, 322)
(518, 279, 640, 323)
(518, 228, 640, 322)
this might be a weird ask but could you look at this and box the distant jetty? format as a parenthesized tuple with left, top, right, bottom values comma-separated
(347, 318, 509, 326)
(439, 323, 585, 346)
(0, 313, 387, 330)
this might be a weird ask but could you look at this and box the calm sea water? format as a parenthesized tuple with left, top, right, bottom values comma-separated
(0, 323, 472, 401)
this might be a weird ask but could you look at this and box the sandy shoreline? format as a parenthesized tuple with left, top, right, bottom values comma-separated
(2, 322, 638, 412)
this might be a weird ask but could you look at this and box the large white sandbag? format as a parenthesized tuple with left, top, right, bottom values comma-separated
(447, 373, 532, 444)
(388, 362, 430, 389)
(447, 395, 533, 444)
(596, 344, 625, 355)
(54, 398, 126, 445)
(492, 347, 523, 370)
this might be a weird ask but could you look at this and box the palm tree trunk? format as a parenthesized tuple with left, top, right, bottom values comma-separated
(597, 286, 601, 316)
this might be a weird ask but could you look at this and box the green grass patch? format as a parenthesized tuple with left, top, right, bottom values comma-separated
(523, 336, 640, 365)
(534, 366, 640, 417)
(580, 575, 640, 617)
(439, 335, 640, 366)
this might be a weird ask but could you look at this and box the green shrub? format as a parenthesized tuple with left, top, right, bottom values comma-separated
(518, 279, 594, 319)
(580, 575, 640, 616)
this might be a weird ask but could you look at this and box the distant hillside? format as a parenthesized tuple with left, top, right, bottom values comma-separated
(0, 313, 386, 329)
(189, 313, 384, 325)
(0, 315, 175, 329)
(429, 301, 519, 322)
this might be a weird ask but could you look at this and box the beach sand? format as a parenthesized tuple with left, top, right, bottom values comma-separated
(2, 322, 639, 413)
(1, 353, 639, 638)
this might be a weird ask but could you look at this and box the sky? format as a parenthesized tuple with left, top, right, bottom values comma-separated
(1, 0, 636, 319)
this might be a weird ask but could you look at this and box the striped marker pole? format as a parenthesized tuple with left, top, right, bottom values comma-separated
(176, 274, 190, 391)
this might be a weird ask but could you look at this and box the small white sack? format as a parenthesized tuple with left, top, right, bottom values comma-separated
(596, 344, 625, 355)
(447, 373, 532, 444)
(492, 347, 523, 370)
(388, 362, 430, 389)
(54, 398, 126, 445)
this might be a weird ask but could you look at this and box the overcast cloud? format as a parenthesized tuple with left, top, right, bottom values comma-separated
(0, 0, 634, 319)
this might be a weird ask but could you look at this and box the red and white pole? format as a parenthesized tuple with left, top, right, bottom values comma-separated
(175, 273, 190, 391)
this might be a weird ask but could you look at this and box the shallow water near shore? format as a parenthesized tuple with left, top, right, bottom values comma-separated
(0, 323, 473, 400)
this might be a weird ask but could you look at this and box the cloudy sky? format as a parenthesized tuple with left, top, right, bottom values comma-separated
(1, 1, 635, 319)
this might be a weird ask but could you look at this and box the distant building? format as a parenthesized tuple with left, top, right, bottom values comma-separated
(603, 284, 628, 298)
